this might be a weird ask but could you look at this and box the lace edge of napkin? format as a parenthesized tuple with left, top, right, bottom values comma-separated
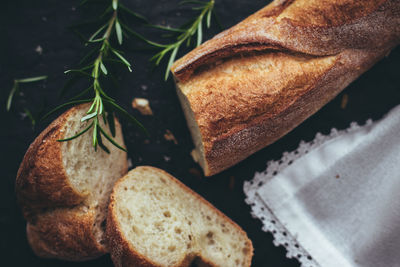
(244, 120, 372, 267)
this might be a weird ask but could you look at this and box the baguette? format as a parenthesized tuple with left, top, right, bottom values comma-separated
(106, 166, 253, 267)
(172, 0, 400, 176)
(16, 104, 128, 261)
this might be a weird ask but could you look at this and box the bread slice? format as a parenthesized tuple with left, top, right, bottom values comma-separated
(106, 166, 253, 267)
(16, 104, 128, 261)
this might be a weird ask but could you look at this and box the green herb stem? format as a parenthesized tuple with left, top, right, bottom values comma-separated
(151, 0, 215, 80)
(59, 0, 145, 152)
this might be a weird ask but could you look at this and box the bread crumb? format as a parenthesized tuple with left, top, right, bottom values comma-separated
(341, 94, 349, 109)
(127, 158, 133, 169)
(35, 45, 43, 55)
(188, 168, 202, 178)
(191, 149, 200, 163)
(132, 98, 153, 115)
(163, 155, 171, 162)
(229, 176, 235, 191)
(164, 130, 178, 145)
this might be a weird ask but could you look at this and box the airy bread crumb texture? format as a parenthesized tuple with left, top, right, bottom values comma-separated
(61, 107, 127, 245)
(110, 167, 252, 267)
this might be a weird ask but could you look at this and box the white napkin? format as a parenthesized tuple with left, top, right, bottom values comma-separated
(244, 105, 400, 267)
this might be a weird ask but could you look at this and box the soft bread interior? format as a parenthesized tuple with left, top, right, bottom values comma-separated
(61, 106, 127, 244)
(111, 167, 252, 267)
(175, 86, 209, 175)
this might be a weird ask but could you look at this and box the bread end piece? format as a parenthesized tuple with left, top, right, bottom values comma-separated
(16, 104, 128, 261)
(106, 166, 253, 267)
(16, 106, 86, 213)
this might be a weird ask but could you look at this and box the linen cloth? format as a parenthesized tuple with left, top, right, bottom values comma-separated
(244, 105, 400, 267)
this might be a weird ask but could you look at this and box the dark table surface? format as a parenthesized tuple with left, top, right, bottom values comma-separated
(1, 0, 399, 266)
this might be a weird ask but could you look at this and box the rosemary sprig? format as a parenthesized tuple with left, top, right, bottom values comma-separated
(150, 0, 215, 80)
(56, 0, 146, 153)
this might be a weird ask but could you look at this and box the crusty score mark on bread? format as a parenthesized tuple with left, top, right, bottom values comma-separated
(16, 104, 128, 261)
(171, 0, 400, 176)
(106, 166, 253, 267)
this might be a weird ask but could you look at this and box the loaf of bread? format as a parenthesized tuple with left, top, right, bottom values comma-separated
(106, 166, 253, 267)
(16, 104, 128, 261)
(172, 0, 400, 176)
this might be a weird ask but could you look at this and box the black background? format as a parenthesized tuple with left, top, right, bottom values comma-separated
(1, 0, 399, 266)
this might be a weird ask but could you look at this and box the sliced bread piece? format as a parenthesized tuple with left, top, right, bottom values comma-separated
(16, 104, 128, 261)
(106, 166, 253, 267)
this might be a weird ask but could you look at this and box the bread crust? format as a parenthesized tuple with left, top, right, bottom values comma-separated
(26, 207, 106, 261)
(106, 166, 253, 267)
(16, 104, 128, 261)
(172, 0, 400, 176)
(16, 106, 86, 216)
(172, 0, 400, 82)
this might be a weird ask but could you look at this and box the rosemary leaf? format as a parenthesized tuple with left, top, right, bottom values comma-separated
(107, 111, 116, 137)
(23, 108, 36, 127)
(6, 83, 18, 111)
(206, 9, 212, 28)
(100, 62, 108, 75)
(64, 69, 91, 76)
(100, 5, 113, 18)
(111, 49, 132, 71)
(88, 23, 108, 42)
(165, 46, 179, 80)
(150, 24, 185, 33)
(104, 99, 148, 136)
(92, 118, 98, 148)
(70, 85, 94, 100)
(99, 125, 127, 152)
(87, 99, 97, 114)
(81, 112, 97, 122)
(88, 38, 106, 43)
(78, 48, 98, 65)
(58, 121, 94, 142)
(112, 0, 118, 10)
(115, 19, 123, 45)
(120, 22, 166, 47)
(97, 132, 111, 154)
(102, 112, 107, 125)
(179, 0, 208, 5)
(197, 20, 203, 46)
(119, 4, 148, 23)
(17, 76, 48, 83)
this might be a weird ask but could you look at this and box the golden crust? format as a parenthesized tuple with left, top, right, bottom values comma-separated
(16, 104, 128, 260)
(106, 166, 253, 267)
(172, 0, 400, 82)
(195, 49, 388, 176)
(172, 0, 400, 176)
(16, 105, 88, 217)
(26, 207, 106, 261)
